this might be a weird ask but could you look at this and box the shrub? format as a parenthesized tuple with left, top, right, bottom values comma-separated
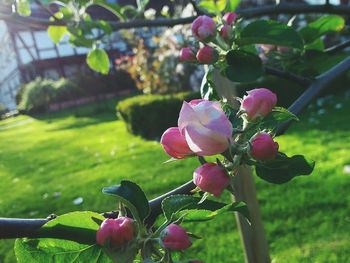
(0, 103, 7, 115)
(117, 92, 199, 139)
(18, 78, 81, 113)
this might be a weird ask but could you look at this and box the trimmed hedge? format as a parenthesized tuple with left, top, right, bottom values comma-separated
(117, 92, 199, 139)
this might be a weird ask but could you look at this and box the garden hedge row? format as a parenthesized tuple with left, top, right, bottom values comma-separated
(117, 92, 199, 139)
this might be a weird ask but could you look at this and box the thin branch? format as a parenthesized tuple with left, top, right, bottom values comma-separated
(276, 55, 350, 135)
(325, 39, 350, 54)
(264, 66, 312, 87)
(2, 4, 350, 30)
(190, 0, 205, 16)
(33, 0, 60, 21)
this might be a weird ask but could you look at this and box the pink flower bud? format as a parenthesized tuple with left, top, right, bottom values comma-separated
(160, 224, 191, 251)
(223, 12, 237, 26)
(193, 163, 230, 196)
(161, 127, 194, 159)
(220, 24, 233, 41)
(96, 217, 134, 247)
(276, 46, 290, 53)
(191, 15, 217, 42)
(178, 99, 233, 156)
(250, 132, 279, 160)
(241, 88, 277, 120)
(258, 44, 276, 53)
(196, 46, 218, 64)
(179, 47, 197, 63)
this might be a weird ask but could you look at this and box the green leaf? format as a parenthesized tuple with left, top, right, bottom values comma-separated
(103, 180, 150, 222)
(48, 26, 68, 44)
(224, 50, 263, 82)
(305, 38, 324, 51)
(299, 15, 345, 44)
(200, 70, 219, 100)
(136, 0, 150, 11)
(198, 0, 219, 13)
(86, 48, 110, 75)
(216, 0, 227, 12)
(239, 20, 304, 49)
(93, 0, 127, 20)
(177, 202, 249, 222)
(161, 195, 250, 222)
(16, 0, 31, 16)
(255, 154, 315, 184)
(14, 211, 111, 263)
(225, 0, 240, 12)
(260, 107, 299, 131)
(38, 211, 104, 243)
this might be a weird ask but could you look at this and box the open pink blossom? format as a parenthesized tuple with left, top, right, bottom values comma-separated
(241, 88, 277, 120)
(96, 217, 134, 247)
(250, 132, 279, 160)
(161, 127, 194, 159)
(178, 99, 233, 156)
(191, 15, 217, 42)
(193, 163, 230, 196)
(160, 224, 191, 251)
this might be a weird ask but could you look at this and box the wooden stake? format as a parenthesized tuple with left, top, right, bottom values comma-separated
(233, 165, 270, 263)
(211, 69, 270, 263)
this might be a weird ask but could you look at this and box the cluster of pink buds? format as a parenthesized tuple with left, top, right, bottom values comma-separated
(240, 88, 279, 160)
(161, 87, 280, 197)
(179, 13, 237, 65)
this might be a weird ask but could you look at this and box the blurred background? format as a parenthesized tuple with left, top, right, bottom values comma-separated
(0, 0, 350, 262)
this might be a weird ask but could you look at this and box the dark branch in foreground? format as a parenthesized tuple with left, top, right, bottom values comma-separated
(1, 54, 350, 239)
(264, 66, 312, 87)
(325, 39, 350, 54)
(2, 4, 350, 29)
(276, 55, 350, 135)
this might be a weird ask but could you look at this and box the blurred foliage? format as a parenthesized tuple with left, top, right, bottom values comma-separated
(17, 71, 135, 113)
(18, 78, 75, 113)
(116, 29, 197, 94)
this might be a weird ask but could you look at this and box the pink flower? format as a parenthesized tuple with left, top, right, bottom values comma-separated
(223, 12, 237, 26)
(178, 99, 233, 156)
(191, 15, 217, 42)
(96, 217, 134, 247)
(250, 132, 279, 160)
(220, 24, 233, 41)
(179, 47, 197, 63)
(196, 46, 218, 64)
(241, 88, 277, 120)
(193, 163, 230, 196)
(161, 127, 194, 159)
(258, 44, 276, 53)
(160, 224, 191, 251)
(277, 46, 290, 53)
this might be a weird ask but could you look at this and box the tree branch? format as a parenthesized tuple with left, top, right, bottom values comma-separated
(264, 66, 312, 87)
(325, 39, 350, 54)
(2, 4, 350, 30)
(276, 55, 350, 135)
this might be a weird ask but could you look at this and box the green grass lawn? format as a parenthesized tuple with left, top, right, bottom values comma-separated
(0, 95, 350, 263)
